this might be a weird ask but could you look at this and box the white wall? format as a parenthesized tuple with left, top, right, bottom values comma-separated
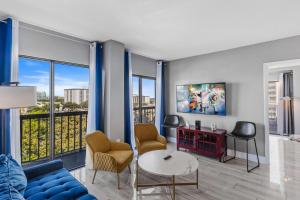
(131, 53, 156, 78)
(19, 22, 90, 65)
(294, 67, 300, 134)
(166, 35, 300, 156)
(103, 40, 125, 141)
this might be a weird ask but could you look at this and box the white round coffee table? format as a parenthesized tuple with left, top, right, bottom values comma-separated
(136, 150, 199, 200)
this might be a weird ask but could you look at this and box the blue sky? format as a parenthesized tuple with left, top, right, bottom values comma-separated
(133, 76, 155, 98)
(19, 57, 155, 98)
(19, 57, 89, 97)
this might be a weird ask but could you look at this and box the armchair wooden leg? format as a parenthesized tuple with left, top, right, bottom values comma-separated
(117, 173, 120, 189)
(92, 170, 98, 184)
(128, 165, 132, 174)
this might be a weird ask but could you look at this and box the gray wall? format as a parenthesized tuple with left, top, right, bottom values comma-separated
(166, 35, 300, 156)
(131, 53, 156, 78)
(103, 40, 125, 141)
(19, 22, 90, 65)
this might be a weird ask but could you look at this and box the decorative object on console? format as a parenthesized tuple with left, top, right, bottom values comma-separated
(210, 122, 217, 131)
(0, 83, 36, 154)
(195, 120, 201, 130)
(177, 126, 226, 162)
(176, 82, 226, 116)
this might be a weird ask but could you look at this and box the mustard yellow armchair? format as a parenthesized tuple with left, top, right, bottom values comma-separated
(134, 123, 167, 155)
(86, 131, 133, 189)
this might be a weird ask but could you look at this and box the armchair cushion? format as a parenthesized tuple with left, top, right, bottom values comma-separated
(86, 131, 111, 153)
(157, 135, 167, 145)
(107, 150, 133, 172)
(139, 141, 166, 155)
(135, 124, 158, 142)
(110, 141, 131, 151)
(134, 124, 167, 155)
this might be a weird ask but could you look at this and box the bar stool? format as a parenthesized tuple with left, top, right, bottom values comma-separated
(223, 121, 260, 172)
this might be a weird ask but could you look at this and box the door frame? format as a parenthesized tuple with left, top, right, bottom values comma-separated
(263, 58, 300, 164)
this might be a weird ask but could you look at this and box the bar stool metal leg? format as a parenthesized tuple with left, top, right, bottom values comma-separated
(223, 137, 236, 162)
(247, 138, 260, 172)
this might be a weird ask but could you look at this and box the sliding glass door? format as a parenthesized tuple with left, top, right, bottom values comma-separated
(132, 75, 156, 124)
(54, 63, 89, 156)
(19, 56, 89, 168)
(19, 57, 51, 163)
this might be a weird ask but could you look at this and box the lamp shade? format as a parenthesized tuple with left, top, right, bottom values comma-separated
(0, 86, 37, 109)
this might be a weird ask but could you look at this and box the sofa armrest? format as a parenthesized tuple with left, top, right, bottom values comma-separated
(157, 135, 167, 145)
(23, 159, 64, 180)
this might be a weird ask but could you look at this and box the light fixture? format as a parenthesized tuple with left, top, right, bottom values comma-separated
(0, 83, 37, 154)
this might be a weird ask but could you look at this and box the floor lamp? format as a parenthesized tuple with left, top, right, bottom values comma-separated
(0, 84, 36, 154)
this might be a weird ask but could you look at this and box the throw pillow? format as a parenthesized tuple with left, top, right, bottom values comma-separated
(0, 154, 27, 195)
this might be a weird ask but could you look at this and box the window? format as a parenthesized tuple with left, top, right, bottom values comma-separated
(19, 56, 89, 166)
(268, 81, 279, 135)
(132, 75, 156, 124)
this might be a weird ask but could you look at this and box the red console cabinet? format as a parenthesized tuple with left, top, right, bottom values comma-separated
(177, 126, 226, 162)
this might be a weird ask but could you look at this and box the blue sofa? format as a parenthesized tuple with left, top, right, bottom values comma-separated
(23, 159, 97, 200)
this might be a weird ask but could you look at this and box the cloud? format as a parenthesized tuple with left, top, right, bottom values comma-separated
(20, 70, 89, 97)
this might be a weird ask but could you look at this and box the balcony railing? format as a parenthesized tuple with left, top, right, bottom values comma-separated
(133, 106, 155, 124)
(20, 111, 88, 164)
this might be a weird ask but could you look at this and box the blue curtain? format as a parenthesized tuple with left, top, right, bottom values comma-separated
(124, 51, 132, 147)
(0, 18, 13, 154)
(160, 62, 166, 137)
(95, 42, 103, 131)
(124, 51, 133, 148)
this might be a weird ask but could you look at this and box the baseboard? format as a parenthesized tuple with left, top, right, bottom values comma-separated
(167, 137, 267, 164)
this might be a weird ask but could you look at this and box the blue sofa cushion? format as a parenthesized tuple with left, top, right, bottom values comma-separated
(23, 159, 63, 180)
(0, 154, 27, 195)
(24, 168, 89, 200)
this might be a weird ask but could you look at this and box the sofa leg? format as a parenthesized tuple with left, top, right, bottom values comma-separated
(128, 165, 132, 174)
(117, 173, 120, 189)
(92, 170, 98, 184)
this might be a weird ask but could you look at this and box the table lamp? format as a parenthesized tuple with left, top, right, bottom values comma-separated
(0, 84, 37, 154)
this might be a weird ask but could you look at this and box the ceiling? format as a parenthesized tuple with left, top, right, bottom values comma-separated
(1, 0, 300, 60)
